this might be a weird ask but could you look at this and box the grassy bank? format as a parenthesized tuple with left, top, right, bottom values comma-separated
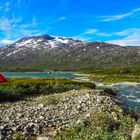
(0, 78, 96, 102)
(91, 75, 140, 83)
(82, 67, 140, 83)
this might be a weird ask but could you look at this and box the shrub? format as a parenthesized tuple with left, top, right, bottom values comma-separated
(54, 112, 135, 140)
(42, 94, 63, 105)
(0, 78, 96, 102)
(103, 87, 117, 96)
(13, 131, 25, 140)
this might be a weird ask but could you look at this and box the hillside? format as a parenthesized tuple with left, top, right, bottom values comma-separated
(0, 35, 140, 72)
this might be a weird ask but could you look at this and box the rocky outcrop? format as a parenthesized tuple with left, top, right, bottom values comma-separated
(0, 89, 124, 139)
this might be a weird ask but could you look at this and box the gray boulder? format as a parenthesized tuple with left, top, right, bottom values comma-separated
(132, 124, 140, 140)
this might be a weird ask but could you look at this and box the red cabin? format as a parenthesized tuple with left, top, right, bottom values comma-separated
(0, 74, 7, 83)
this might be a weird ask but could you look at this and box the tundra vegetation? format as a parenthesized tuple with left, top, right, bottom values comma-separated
(0, 78, 96, 102)
(0, 78, 139, 140)
(84, 66, 140, 83)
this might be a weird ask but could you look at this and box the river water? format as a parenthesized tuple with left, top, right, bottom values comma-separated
(112, 83, 140, 113)
(3, 72, 79, 79)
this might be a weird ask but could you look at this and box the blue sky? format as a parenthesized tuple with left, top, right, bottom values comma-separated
(0, 0, 140, 46)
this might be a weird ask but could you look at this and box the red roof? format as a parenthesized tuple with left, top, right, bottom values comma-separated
(0, 74, 7, 83)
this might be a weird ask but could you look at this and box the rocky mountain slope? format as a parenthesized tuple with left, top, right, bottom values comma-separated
(0, 35, 140, 71)
(0, 35, 82, 59)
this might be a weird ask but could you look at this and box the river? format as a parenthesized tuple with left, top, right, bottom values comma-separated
(112, 83, 140, 113)
(3, 72, 79, 79)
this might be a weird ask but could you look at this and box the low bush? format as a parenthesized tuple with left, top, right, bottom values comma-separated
(0, 78, 96, 102)
(54, 112, 136, 140)
(103, 87, 117, 96)
(42, 94, 63, 105)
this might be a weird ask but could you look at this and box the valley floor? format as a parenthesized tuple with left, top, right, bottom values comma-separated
(79, 66, 140, 83)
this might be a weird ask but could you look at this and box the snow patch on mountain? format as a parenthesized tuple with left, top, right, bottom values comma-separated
(0, 34, 83, 59)
(14, 35, 82, 49)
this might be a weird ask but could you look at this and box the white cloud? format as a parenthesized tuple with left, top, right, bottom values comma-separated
(71, 35, 92, 42)
(115, 28, 140, 36)
(18, 29, 41, 37)
(97, 33, 111, 37)
(0, 39, 14, 46)
(100, 8, 140, 22)
(0, 17, 22, 32)
(19, 18, 37, 29)
(133, 8, 140, 12)
(100, 13, 132, 22)
(0, 39, 13, 44)
(0, 16, 41, 41)
(11, 17, 22, 23)
(107, 28, 140, 46)
(84, 29, 98, 34)
(83, 28, 111, 37)
(59, 16, 66, 20)
(0, 17, 12, 31)
(69, 28, 111, 42)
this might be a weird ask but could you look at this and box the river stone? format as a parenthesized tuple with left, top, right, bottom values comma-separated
(38, 104, 44, 108)
(37, 137, 49, 140)
(132, 124, 140, 140)
(84, 113, 91, 119)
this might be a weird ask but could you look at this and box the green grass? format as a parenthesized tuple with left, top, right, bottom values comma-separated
(91, 75, 140, 83)
(54, 112, 139, 140)
(0, 78, 96, 102)
(41, 94, 64, 105)
(87, 67, 140, 83)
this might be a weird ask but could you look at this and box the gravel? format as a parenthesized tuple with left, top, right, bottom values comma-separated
(0, 89, 123, 139)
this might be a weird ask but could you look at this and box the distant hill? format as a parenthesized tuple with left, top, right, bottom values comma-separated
(0, 35, 140, 72)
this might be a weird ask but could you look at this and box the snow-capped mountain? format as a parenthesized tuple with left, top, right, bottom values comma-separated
(15, 35, 82, 48)
(0, 34, 140, 72)
(0, 35, 83, 58)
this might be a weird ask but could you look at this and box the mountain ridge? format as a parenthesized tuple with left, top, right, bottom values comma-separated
(0, 34, 140, 72)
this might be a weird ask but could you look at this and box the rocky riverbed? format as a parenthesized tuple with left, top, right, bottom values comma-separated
(0, 89, 124, 140)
